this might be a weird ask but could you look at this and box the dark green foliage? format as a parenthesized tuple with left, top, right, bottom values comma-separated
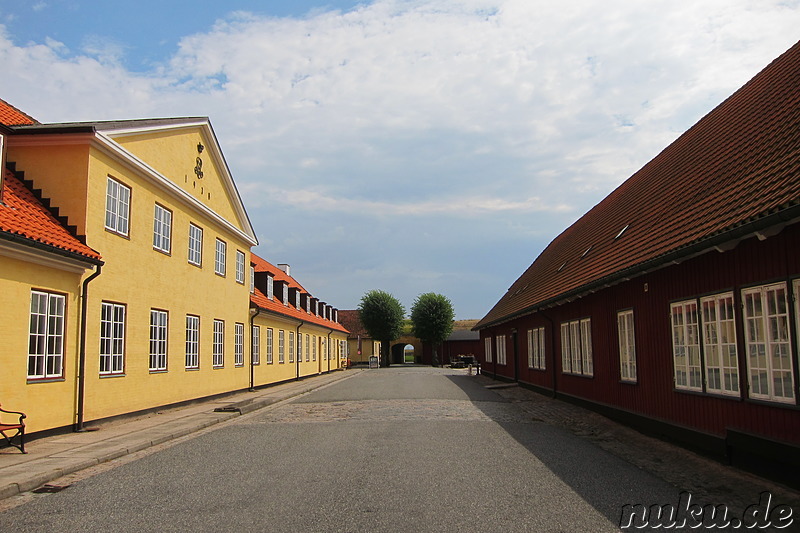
(410, 293, 455, 344)
(358, 290, 406, 366)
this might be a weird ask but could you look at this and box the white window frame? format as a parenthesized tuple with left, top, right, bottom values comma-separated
(560, 318, 593, 376)
(234, 322, 244, 367)
(312, 335, 317, 361)
(266, 328, 274, 364)
(298, 331, 303, 362)
(236, 250, 245, 284)
(188, 223, 203, 266)
(267, 275, 274, 300)
(105, 177, 130, 236)
(149, 309, 168, 372)
(701, 293, 739, 396)
(215, 239, 227, 276)
(743, 283, 794, 403)
(100, 302, 125, 375)
(617, 310, 636, 382)
(527, 327, 545, 370)
(495, 335, 507, 365)
(185, 315, 200, 369)
(252, 325, 261, 365)
(484, 337, 493, 363)
(289, 331, 295, 363)
(213, 319, 224, 368)
(153, 204, 172, 254)
(28, 291, 65, 379)
(250, 266, 255, 293)
(278, 330, 285, 363)
(305, 334, 310, 362)
(671, 300, 702, 391)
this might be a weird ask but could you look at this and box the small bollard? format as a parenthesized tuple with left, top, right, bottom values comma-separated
(468, 364, 473, 376)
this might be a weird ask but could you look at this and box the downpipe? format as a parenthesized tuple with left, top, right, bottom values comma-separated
(76, 264, 102, 432)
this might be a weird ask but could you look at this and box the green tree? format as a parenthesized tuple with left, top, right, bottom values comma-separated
(358, 290, 406, 368)
(410, 293, 455, 367)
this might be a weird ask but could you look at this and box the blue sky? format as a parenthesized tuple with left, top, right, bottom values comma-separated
(1, 0, 799, 319)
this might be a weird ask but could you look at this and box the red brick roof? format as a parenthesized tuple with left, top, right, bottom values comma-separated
(0, 169, 102, 263)
(250, 253, 348, 333)
(338, 310, 369, 338)
(477, 39, 800, 329)
(0, 98, 37, 126)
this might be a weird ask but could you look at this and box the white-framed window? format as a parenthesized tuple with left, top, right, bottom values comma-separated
(617, 310, 636, 382)
(250, 266, 255, 293)
(252, 325, 261, 365)
(298, 331, 304, 362)
(236, 250, 245, 284)
(278, 330, 285, 363)
(671, 300, 702, 390)
(266, 328, 274, 364)
(289, 331, 295, 363)
(185, 315, 200, 369)
(560, 318, 593, 376)
(213, 319, 224, 368)
(527, 327, 545, 370)
(28, 291, 65, 379)
(105, 177, 131, 236)
(149, 309, 168, 372)
(234, 322, 244, 367)
(188, 223, 203, 266)
(267, 275, 274, 300)
(100, 302, 125, 375)
(701, 293, 739, 396)
(215, 239, 227, 276)
(743, 283, 794, 403)
(153, 204, 172, 253)
(495, 335, 507, 365)
(484, 337, 493, 363)
(305, 334, 310, 362)
(312, 335, 317, 361)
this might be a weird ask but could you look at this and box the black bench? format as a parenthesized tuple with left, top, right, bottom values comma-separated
(0, 404, 26, 453)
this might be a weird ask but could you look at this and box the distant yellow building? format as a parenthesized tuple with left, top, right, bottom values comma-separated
(1, 99, 350, 438)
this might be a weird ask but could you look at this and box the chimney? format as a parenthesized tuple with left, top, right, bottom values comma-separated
(278, 263, 290, 277)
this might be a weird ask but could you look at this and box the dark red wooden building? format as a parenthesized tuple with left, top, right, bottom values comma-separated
(475, 40, 800, 485)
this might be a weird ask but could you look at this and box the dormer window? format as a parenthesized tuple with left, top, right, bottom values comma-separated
(282, 285, 288, 306)
(267, 275, 274, 300)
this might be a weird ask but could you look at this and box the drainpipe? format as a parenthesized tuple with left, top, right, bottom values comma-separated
(249, 306, 262, 391)
(539, 309, 557, 399)
(76, 264, 102, 432)
(295, 321, 304, 381)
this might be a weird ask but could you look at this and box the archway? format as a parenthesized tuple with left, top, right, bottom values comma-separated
(390, 336, 423, 365)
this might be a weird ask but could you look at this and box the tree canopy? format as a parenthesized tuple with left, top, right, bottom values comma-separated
(410, 293, 455, 366)
(358, 290, 406, 367)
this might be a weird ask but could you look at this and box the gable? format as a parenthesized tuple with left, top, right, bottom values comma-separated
(99, 119, 257, 246)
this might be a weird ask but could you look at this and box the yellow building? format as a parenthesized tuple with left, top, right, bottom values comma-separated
(249, 254, 349, 387)
(4, 110, 258, 432)
(1, 112, 105, 434)
(2, 98, 352, 438)
(338, 310, 381, 365)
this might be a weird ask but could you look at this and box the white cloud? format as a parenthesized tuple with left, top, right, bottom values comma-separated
(1, 0, 799, 317)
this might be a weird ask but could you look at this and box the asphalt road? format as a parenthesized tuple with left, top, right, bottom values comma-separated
(0, 367, 695, 532)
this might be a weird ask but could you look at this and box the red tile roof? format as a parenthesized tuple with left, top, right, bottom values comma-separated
(250, 253, 348, 333)
(477, 39, 800, 329)
(0, 98, 37, 126)
(338, 310, 369, 338)
(0, 169, 102, 263)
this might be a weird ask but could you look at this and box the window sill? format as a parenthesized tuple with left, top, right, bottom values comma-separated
(27, 377, 66, 384)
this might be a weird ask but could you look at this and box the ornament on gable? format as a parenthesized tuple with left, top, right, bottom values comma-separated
(194, 142, 204, 179)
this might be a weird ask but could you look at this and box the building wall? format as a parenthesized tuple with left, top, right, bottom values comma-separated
(347, 337, 380, 364)
(0, 251, 87, 433)
(480, 225, 800, 447)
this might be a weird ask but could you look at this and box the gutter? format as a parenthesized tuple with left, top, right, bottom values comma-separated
(75, 264, 102, 432)
(0, 229, 103, 266)
(475, 205, 800, 330)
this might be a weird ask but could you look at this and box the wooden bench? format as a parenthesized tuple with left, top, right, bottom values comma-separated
(0, 404, 26, 453)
